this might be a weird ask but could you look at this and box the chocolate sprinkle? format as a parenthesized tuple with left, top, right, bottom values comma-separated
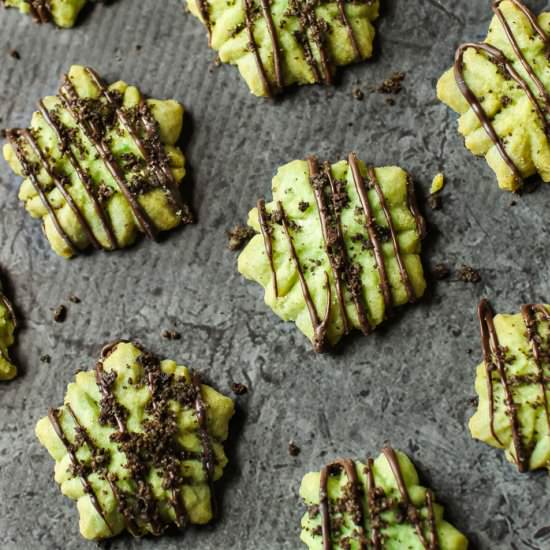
(457, 265, 481, 283)
(227, 224, 256, 251)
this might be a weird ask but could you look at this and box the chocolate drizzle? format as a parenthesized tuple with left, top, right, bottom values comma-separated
(237, 0, 362, 95)
(5, 129, 78, 255)
(278, 200, 331, 352)
(316, 448, 439, 549)
(257, 199, 279, 297)
(521, 304, 550, 433)
(255, 154, 425, 350)
(47, 407, 114, 534)
(478, 299, 528, 471)
(453, 0, 550, 186)
(58, 74, 158, 241)
(307, 156, 371, 335)
(5, 68, 188, 255)
(319, 459, 366, 550)
(382, 446, 434, 549)
(47, 342, 222, 537)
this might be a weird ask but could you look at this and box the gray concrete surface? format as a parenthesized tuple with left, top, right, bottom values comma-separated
(0, 0, 549, 548)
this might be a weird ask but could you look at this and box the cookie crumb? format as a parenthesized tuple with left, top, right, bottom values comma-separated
(352, 87, 364, 101)
(135, 44, 142, 51)
(40, 354, 51, 364)
(431, 263, 450, 280)
(161, 330, 181, 341)
(53, 305, 67, 323)
(230, 382, 248, 395)
(227, 224, 255, 251)
(8, 49, 20, 60)
(431, 173, 445, 194)
(68, 294, 81, 304)
(457, 265, 481, 283)
(298, 201, 309, 212)
(288, 441, 301, 457)
(377, 72, 405, 94)
(385, 97, 396, 106)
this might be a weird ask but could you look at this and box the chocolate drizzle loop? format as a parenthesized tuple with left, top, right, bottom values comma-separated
(453, 1, 550, 186)
(317, 448, 439, 549)
(478, 299, 528, 471)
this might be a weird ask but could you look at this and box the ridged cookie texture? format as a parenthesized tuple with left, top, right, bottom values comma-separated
(2, 0, 87, 27)
(187, 0, 379, 97)
(0, 277, 17, 381)
(300, 447, 468, 549)
(437, 0, 550, 192)
(35, 341, 235, 540)
(238, 154, 427, 351)
(3, 65, 191, 259)
(470, 299, 550, 474)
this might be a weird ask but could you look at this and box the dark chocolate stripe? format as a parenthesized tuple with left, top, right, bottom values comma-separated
(335, 0, 360, 61)
(294, 16, 323, 84)
(243, 0, 273, 97)
(365, 458, 382, 550)
(47, 407, 114, 534)
(425, 490, 439, 550)
(367, 165, 416, 303)
(478, 299, 528, 472)
(454, 40, 548, 185)
(95, 360, 164, 535)
(257, 199, 279, 297)
(197, 0, 213, 45)
(348, 153, 392, 314)
(521, 304, 550, 432)
(406, 175, 427, 239)
(20, 128, 102, 250)
(37, 99, 117, 251)
(259, 0, 284, 91)
(5, 130, 78, 255)
(58, 76, 158, 240)
(319, 459, 366, 550)
(492, 0, 550, 113)
(28, 0, 50, 23)
(64, 404, 141, 537)
(278, 201, 331, 352)
(84, 68, 187, 219)
(307, 157, 350, 335)
(323, 161, 371, 334)
(382, 446, 433, 549)
(190, 371, 217, 517)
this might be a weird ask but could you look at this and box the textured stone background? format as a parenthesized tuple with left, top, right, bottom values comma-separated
(0, 0, 549, 548)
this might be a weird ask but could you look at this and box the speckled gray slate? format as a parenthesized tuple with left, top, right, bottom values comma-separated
(0, 0, 549, 548)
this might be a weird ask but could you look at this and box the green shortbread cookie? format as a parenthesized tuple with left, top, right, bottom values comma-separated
(2, 0, 87, 27)
(300, 446, 468, 549)
(237, 154, 427, 351)
(187, 0, 379, 97)
(35, 341, 235, 540)
(470, 299, 550, 474)
(437, 0, 550, 192)
(0, 279, 17, 381)
(3, 65, 191, 259)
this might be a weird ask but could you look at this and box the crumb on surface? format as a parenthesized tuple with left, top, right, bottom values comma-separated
(377, 72, 405, 94)
(161, 329, 181, 341)
(40, 354, 51, 364)
(427, 194, 442, 210)
(230, 382, 248, 395)
(352, 87, 364, 101)
(227, 224, 256, 251)
(457, 265, 481, 283)
(53, 305, 67, 323)
(431, 263, 450, 280)
(68, 294, 81, 304)
(8, 49, 20, 60)
(288, 441, 301, 457)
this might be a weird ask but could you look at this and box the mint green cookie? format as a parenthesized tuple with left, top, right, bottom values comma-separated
(3, 65, 191, 258)
(238, 154, 426, 351)
(0, 280, 17, 381)
(300, 447, 468, 549)
(187, 0, 379, 97)
(470, 299, 550, 474)
(35, 341, 235, 540)
(437, 0, 550, 192)
(3, 0, 86, 27)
